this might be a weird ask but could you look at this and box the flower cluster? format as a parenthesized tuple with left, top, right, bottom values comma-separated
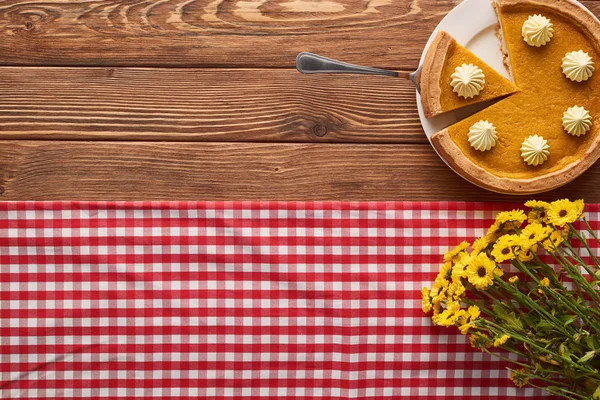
(423, 199, 600, 400)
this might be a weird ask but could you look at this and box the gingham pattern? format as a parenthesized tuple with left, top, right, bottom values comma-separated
(3, 201, 592, 400)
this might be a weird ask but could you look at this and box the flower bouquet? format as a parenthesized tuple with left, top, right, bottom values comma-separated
(422, 199, 600, 399)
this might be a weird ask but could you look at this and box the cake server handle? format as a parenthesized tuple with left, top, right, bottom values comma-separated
(295, 52, 422, 92)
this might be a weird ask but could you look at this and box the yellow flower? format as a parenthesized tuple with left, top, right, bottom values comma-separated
(472, 237, 490, 255)
(493, 266, 504, 277)
(470, 332, 491, 351)
(519, 222, 552, 252)
(518, 250, 535, 262)
(485, 222, 503, 242)
(538, 355, 559, 366)
(444, 241, 470, 263)
(434, 274, 449, 288)
(538, 277, 550, 294)
(422, 287, 432, 313)
(459, 322, 473, 335)
(525, 200, 550, 223)
(430, 277, 449, 303)
(494, 209, 527, 228)
(510, 368, 530, 388)
(574, 199, 585, 217)
(446, 301, 461, 317)
(432, 313, 446, 327)
(467, 305, 481, 321)
(451, 253, 470, 281)
(547, 199, 582, 227)
(447, 281, 466, 301)
(493, 334, 511, 347)
(454, 309, 469, 325)
(432, 299, 442, 318)
(466, 253, 496, 291)
(525, 200, 550, 210)
(491, 234, 519, 263)
(527, 210, 540, 224)
(438, 261, 453, 281)
(451, 263, 467, 282)
(542, 230, 564, 252)
(509, 276, 519, 283)
(454, 309, 473, 335)
(433, 301, 461, 327)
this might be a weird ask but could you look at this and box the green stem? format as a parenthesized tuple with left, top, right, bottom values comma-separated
(547, 246, 600, 303)
(577, 219, 600, 269)
(556, 246, 600, 305)
(527, 256, 600, 332)
(483, 320, 598, 375)
(560, 232, 599, 280)
(562, 238, 599, 284)
(583, 216, 600, 243)
(495, 274, 575, 336)
(484, 350, 530, 369)
(527, 382, 587, 400)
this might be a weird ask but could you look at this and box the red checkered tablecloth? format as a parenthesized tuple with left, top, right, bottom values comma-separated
(2, 201, 588, 399)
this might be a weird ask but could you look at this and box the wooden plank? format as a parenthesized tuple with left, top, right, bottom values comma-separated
(1, 141, 599, 201)
(0, 1, 598, 68)
(0, 0, 459, 68)
(0, 0, 597, 69)
(0, 67, 424, 143)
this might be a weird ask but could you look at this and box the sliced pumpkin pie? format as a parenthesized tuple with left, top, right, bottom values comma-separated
(430, 0, 600, 194)
(421, 31, 520, 118)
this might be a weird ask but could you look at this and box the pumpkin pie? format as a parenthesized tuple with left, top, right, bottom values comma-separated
(421, 31, 520, 118)
(429, 0, 600, 194)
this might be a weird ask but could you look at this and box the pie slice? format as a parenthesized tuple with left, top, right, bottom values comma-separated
(421, 31, 520, 118)
(430, 0, 600, 194)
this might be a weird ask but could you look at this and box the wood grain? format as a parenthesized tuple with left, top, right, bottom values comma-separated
(1, 141, 599, 201)
(0, 0, 459, 68)
(0, 67, 424, 143)
(0, 1, 596, 68)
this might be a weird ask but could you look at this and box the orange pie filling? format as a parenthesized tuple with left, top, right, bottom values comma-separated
(446, 7, 599, 179)
(440, 39, 519, 112)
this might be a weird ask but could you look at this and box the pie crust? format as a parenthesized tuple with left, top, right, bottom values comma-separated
(420, 32, 451, 118)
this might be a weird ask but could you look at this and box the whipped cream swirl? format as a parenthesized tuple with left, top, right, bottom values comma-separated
(522, 14, 554, 47)
(562, 50, 595, 82)
(450, 64, 485, 99)
(562, 106, 592, 136)
(521, 135, 550, 166)
(468, 120, 498, 152)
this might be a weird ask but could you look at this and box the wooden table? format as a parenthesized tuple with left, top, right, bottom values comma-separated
(1, 0, 599, 201)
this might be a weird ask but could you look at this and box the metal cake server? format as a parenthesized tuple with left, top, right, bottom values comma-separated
(296, 52, 422, 93)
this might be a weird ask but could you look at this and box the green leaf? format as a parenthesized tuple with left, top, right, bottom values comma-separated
(493, 303, 511, 320)
(535, 320, 554, 335)
(556, 315, 577, 328)
(579, 350, 597, 363)
(587, 335, 600, 351)
(558, 343, 570, 358)
(521, 313, 537, 329)
(492, 303, 524, 332)
(592, 384, 600, 400)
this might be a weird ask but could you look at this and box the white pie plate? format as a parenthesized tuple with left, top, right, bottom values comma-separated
(416, 0, 513, 189)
